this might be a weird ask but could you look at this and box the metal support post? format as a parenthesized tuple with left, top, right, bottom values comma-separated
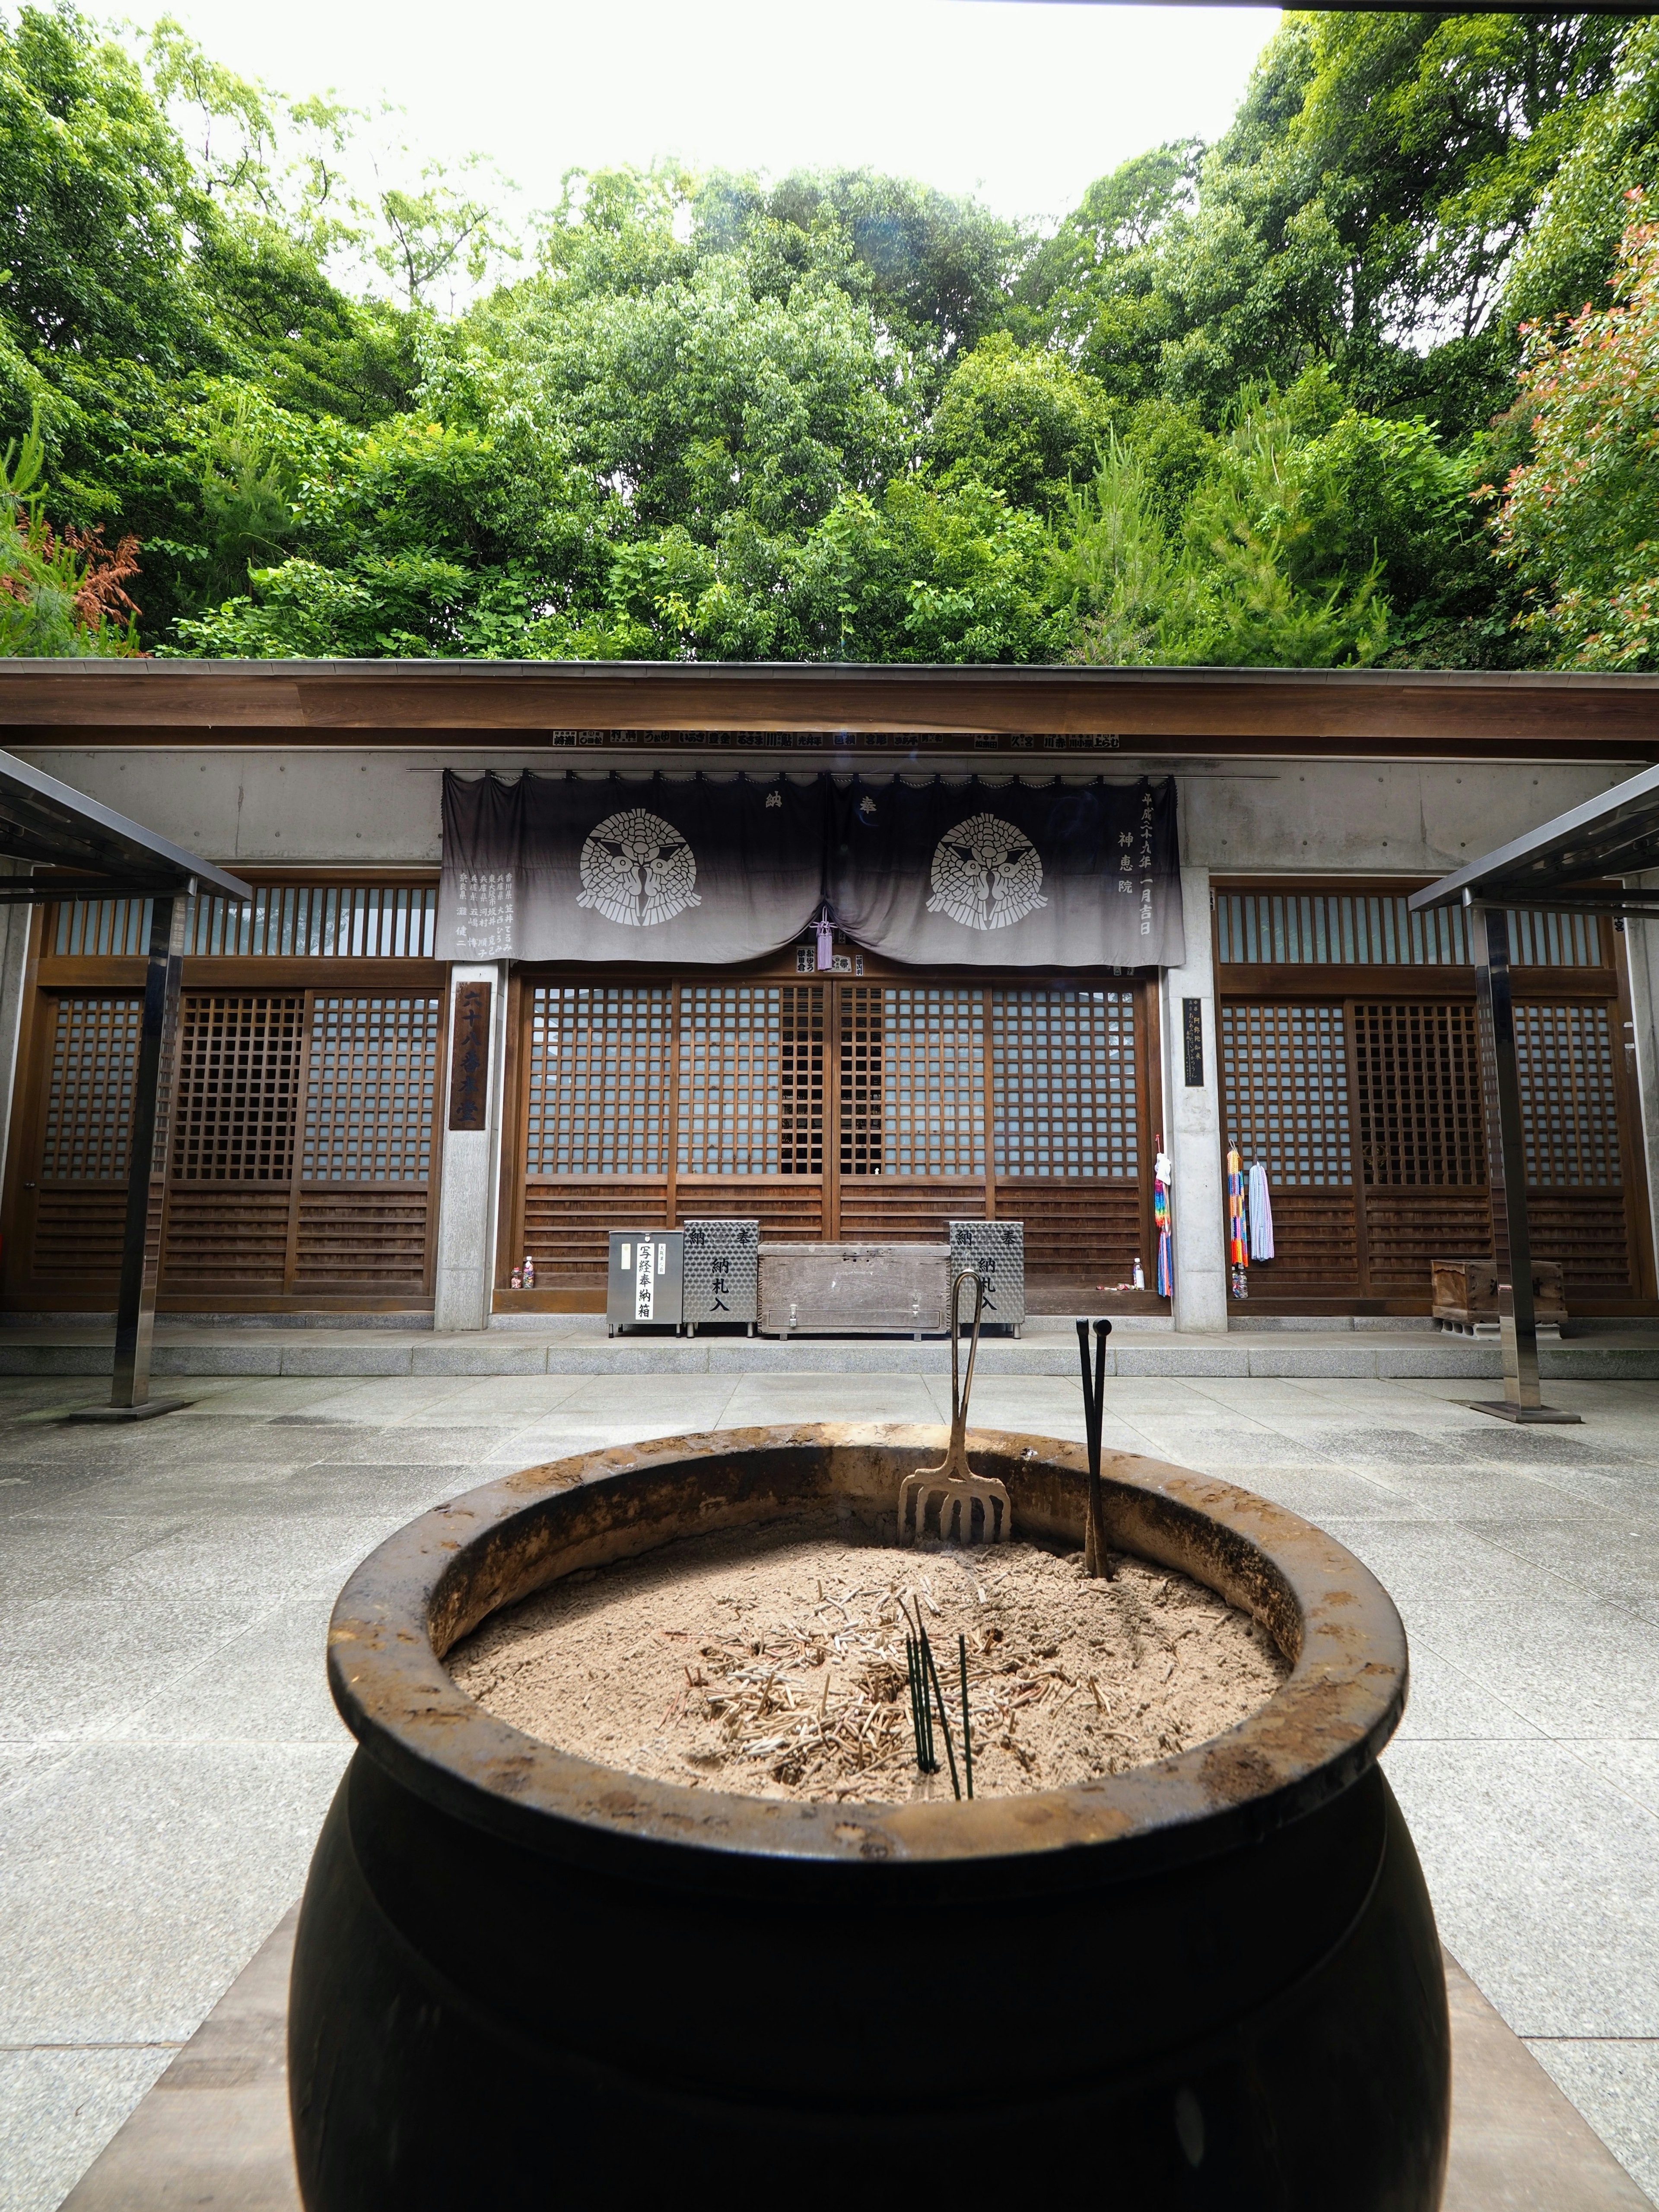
(1466, 898, 1580, 1424)
(70, 887, 191, 1422)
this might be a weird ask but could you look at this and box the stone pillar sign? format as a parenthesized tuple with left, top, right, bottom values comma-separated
(434, 963, 509, 1334)
(1159, 863, 1227, 1334)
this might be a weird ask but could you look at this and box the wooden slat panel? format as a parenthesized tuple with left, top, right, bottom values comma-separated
(1361, 1188, 1492, 1293)
(1246, 1189, 1362, 1290)
(1001, 1181, 1141, 1284)
(522, 1178, 669, 1287)
(29, 1188, 127, 1280)
(836, 1179, 985, 1246)
(161, 1188, 292, 1290)
(1529, 1191, 1637, 1298)
(48, 883, 441, 963)
(674, 1178, 822, 1242)
(1214, 888, 1608, 971)
(292, 1188, 431, 1289)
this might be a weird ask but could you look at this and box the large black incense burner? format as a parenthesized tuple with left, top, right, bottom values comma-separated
(289, 1424, 1449, 2209)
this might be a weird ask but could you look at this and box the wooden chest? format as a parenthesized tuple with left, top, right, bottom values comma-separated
(1431, 1257, 1567, 1331)
(758, 1243, 951, 1337)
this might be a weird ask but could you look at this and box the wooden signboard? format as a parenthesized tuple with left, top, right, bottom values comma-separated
(448, 981, 493, 1131)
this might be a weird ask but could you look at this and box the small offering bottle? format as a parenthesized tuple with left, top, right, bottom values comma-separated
(522, 1253, 536, 1290)
(1132, 1256, 1145, 1291)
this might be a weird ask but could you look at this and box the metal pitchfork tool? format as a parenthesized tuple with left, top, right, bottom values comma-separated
(1076, 1317, 1115, 1578)
(899, 1268, 1012, 1544)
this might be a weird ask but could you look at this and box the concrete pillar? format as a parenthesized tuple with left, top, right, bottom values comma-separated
(0, 862, 34, 1193)
(432, 963, 509, 1334)
(1619, 884, 1659, 1291)
(1159, 864, 1228, 1333)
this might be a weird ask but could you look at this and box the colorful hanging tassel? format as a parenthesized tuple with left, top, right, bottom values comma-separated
(1153, 1137, 1173, 1298)
(1227, 1143, 1249, 1301)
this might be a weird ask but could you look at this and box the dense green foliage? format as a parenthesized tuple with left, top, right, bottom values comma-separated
(3, 3, 1658, 666)
(1491, 197, 1659, 668)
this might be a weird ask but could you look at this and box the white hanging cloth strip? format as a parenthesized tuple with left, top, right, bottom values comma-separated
(1248, 1161, 1275, 1261)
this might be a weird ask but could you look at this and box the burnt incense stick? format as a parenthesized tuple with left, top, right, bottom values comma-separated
(922, 1633, 961, 1802)
(959, 1632, 973, 1800)
(1075, 1316, 1116, 1579)
(906, 1634, 936, 1773)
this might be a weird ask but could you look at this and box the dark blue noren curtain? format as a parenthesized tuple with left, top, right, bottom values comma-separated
(439, 769, 1183, 968)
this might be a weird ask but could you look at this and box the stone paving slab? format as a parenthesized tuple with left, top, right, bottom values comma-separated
(4, 1325, 1657, 1382)
(4, 1369, 1656, 2208)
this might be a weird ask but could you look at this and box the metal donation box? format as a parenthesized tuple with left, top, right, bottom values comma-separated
(607, 1231, 684, 1335)
(948, 1219, 1025, 1334)
(682, 1218, 759, 1334)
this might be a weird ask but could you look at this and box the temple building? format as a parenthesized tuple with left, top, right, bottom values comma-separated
(0, 660, 1654, 1332)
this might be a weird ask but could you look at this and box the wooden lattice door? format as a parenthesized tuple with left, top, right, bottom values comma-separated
(159, 989, 441, 1303)
(512, 967, 1154, 1305)
(291, 994, 442, 1295)
(1218, 1001, 1358, 1294)
(1352, 1000, 1490, 1291)
(162, 994, 305, 1293)
(12, 987, 442, 1309)
(1516, 997, 1640, 1297)
(520, 983, 674, 1283)
(987, 986, 1145, 1284)
(1220, 988, 1646, 1308)
(677, 981, 827, 1239)
(834, 984, 987, 1243)
(21, 993, 143, 1287)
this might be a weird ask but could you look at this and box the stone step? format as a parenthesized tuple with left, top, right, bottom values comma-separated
(3, 1330, 1658, 1380)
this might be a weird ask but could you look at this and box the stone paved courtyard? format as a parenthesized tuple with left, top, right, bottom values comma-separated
(1, 1368, 1656, 2209)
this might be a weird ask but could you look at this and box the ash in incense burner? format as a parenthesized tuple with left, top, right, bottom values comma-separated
(448, 1518, 1286, 1805)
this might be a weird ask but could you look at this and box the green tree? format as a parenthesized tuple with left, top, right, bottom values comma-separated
(1026, 14, 1636, 436)
(0, 6, 225, 373)
(696, 168, 1024, 373)
(1051, 393, 1396, 668)
(1491, 200, 1659, 668)
(0, 407, 141, 655)
(928, 334, 1113, 514)
(1011, 143, 1198, 400)
(491, 253, 914, 536)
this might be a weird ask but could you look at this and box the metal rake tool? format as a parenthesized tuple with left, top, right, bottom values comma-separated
(899, 1269, 1012, 1544)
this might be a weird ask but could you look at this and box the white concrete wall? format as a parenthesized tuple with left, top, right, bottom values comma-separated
(432, 964, 509, 1333)
(9, 748, 1640, 874)
(1160, 865, 1228, 1333)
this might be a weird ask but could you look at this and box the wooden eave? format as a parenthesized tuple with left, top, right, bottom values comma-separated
(2, 660, 1659, 759)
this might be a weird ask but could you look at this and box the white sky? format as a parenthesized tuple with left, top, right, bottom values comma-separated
(130, 0, 1281, 230)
